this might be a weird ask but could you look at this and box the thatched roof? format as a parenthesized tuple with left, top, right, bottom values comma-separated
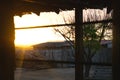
(15, 0, 112, 15)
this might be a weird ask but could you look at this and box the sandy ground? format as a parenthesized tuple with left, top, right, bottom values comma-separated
(15, 68, 75, 80)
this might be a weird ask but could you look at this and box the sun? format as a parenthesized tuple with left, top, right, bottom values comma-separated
(14, 12, 65, 47)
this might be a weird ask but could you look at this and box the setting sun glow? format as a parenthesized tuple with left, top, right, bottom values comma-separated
(14, 12, 66, 47)
(14, 9, 109, 47)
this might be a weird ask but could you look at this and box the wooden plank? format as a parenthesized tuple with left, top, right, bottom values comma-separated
(112, 0, 120, 80)
(75, 4, 84, 80)
(14, 0, 111, 15)
(15, 19, 112, 30)
(0, 1, 15, 80)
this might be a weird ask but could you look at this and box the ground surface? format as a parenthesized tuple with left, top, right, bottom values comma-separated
(15, 68, 75, 80)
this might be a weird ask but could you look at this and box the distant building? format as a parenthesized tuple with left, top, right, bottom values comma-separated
(33, 40, 112, 67)
(92, 40, 112, 63)
(33, 41, 74, 67)
(100, 40, 112, 48)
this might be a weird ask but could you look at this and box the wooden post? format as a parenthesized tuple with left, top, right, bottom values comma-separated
(75, 4, 84, 80)
(112, 0, 120, 80)
(0, 1, 15, 80)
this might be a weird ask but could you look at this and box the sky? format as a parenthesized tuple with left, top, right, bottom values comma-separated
(14, 8, 110, 47)
(14, 11, 73, 47)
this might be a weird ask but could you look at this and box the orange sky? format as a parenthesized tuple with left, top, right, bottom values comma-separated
(14, 9, 109, 47)
(14, 12, 67, 47)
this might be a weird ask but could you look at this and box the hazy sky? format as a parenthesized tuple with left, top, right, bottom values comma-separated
(14, 9, 110, 47)
(14, 11, 73, 46)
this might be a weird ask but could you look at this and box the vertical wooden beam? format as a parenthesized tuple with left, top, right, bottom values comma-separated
(0, 1, 15, 80)
(75, 3, 84, 80)
(112, 0, 120, 80)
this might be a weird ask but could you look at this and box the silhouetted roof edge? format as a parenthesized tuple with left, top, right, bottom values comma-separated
(15, 0, 112, 15)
